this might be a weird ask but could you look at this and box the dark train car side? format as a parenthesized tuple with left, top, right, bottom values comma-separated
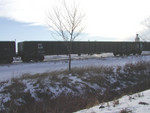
(18, 41, 89, 62)
(42, 41, 68, 55)
(18, 41, 143, 62)
(18, 41, 45, 62)
(110, 42, 143, 56)
(74, 41, 142, 56)
(18, 41, 68, 62)
(0, 41, 16, 63)
(143, 42, 150, 51)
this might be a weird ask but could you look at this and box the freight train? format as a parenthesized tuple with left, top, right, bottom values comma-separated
(0, 41, 150, 63)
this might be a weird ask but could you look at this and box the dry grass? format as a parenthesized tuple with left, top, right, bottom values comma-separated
(113, 99, 119, 107)
(119, 108, 132, 113)
(0, 61, 150, 113)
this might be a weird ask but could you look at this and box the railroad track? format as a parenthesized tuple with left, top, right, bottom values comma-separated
(1, 52, 150, 66)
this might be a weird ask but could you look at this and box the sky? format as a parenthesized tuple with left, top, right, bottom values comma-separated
(1, 0, 150, 42)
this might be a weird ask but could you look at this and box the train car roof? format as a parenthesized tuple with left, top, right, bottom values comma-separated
(18, 41, 143, 43)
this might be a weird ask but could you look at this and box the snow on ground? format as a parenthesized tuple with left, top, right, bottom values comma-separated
(0, 54, 150, 82)
(76, 89, 150, 113)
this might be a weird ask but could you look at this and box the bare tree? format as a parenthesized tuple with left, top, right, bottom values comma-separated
(141, 16, 150, 41)
(47, 0, 85, 72)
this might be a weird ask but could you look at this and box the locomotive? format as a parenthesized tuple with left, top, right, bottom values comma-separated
(0, 41, 149, 63)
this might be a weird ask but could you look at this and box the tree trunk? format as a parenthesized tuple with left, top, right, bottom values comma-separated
(68, 54, 71, 72)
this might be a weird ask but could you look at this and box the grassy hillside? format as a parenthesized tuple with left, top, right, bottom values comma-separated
(0, 61, 150, 113)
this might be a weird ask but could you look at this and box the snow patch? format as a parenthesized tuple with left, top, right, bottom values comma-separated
(76, 89, 150, 113)
(0, 55, 150, 82)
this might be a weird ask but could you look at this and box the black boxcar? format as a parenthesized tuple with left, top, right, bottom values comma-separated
(72, 41, 142, 56)
(0, 41, 16, 63)
(18, 41, 143, 62)
(18, 41, 83, 62)
(18, 41, 45, 62)
(108, 42, 143, 56)
(72, 41, 89, 55)
(143, 42, 150, 51)
(18, 41, 70, 62)
(42, 41, 68, 55)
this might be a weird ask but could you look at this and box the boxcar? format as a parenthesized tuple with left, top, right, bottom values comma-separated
(143, 42, 150, 51)
(76, 41, 143, 56)
(109, 42, 143, 56)
(18, 41, 45, 62)
(18, 41, 69, 62)
(0, 41, 16, 63)
(18, 41, 143, 62)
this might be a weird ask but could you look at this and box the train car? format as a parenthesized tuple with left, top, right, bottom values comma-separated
(18, 41, 143, 62)
(18, 41, 89, 62)
(74, 41, 143, 56)
(143, 42, 150, 51)
(109, 42, 143, 56)
(0, 41, 16, 63)
(18, 41, 45, 62)
(42, 41, 68, 55)
(18, 41, 69, 62)
(72, 41, 90, 55)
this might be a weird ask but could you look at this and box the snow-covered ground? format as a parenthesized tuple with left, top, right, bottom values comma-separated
(76, 89, 150, 113)
(0, 54, 150, 82)
(0, 53, 150, 112)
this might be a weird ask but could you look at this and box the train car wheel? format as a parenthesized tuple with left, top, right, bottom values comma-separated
(125, 53, 130, 56)
(33, 58, 38, 62)
(21, 57, 26, 62)
(133, 52, 136, 55)
(119, 53, 123, 56)
(78, 53, 81, 56)
(39, 55, 44, 62)
(7, 57, 13, 63)
(113, 52, 117, 56)
(137, 51, 142, 55)
(21, 57, 31, 62)
(25, 58, 31, 62)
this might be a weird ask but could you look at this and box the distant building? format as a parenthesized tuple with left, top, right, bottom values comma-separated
(135, 34, 140, 42)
